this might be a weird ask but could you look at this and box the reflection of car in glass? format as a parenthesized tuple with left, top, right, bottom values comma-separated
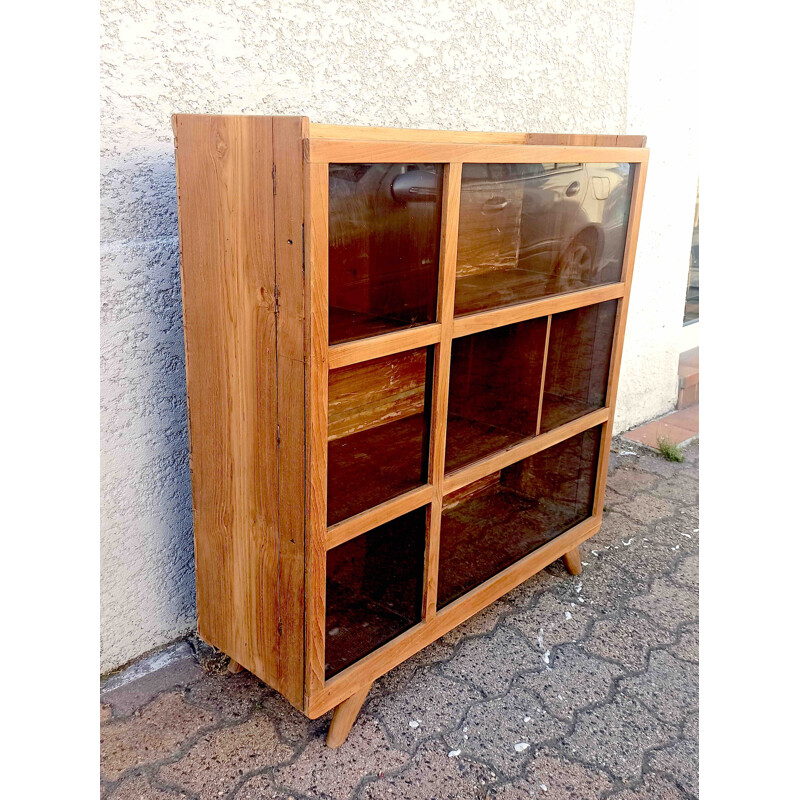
(328, 164, 443, 338)
(457, 162, 633, 292)
(327, 161, 633, 330)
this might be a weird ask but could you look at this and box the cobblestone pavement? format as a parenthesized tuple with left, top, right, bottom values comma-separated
(101, 438, 699, 800)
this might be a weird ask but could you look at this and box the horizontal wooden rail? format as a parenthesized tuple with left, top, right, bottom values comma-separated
(308, 513, 602, 717)
(443, 407, 610, 496)
(328, 324, 442, 370)
(309, 123, 529, 144)
(453, 283, 625, 339)
(326, 484, 434, 550)
(306, 139, 650, 165)
(308, 124, 645, 148)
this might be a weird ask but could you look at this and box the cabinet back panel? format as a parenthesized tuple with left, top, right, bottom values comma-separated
(328, 349, 428, 441)
(327, 348, 433, 525)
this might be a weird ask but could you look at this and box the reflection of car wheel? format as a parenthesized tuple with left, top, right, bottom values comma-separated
(558, 230, 597, 283)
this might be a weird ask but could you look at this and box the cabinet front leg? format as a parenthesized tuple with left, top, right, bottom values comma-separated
(563, 546, 582, 576)
(326, 682, 373, 748)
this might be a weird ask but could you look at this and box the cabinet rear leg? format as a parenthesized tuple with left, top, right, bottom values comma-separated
(228, 658, 244, 674)
(327, 683, 373, 748)
(563, 546, 582, 576)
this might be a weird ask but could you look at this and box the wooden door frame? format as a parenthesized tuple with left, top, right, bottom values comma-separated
(303, 132, 649, 717)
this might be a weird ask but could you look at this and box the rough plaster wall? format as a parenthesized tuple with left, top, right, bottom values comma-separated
(613, 0, 698, 433)
(100, 0, 636, 673)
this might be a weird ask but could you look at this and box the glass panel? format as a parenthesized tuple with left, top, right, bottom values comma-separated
(540, 300, 617, 433)
(329, 163, 444, 345)
(327, 347, 433, 526)
(445, 317, 549, 474)
(455, 163, 634, 316)
(437, 427, 601, 609)
(326, 507, 426, 678)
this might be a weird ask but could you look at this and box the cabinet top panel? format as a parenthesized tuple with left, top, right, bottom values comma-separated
(172, 114, 646, 150)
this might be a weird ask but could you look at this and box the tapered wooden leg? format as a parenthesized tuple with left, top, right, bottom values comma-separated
(326, 682, 373, 748)
(563, 546, 582, 576)
(227, 658, 244, 674)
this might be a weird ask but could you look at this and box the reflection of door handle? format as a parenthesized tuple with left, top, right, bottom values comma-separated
(482, 196, 509, 212)
(565, 181, 581, 197)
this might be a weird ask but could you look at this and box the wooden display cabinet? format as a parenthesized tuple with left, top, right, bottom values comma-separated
(173, 116, 648, 747)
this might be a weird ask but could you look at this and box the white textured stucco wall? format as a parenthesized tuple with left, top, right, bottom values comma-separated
(614, 0, 698, 431)
(100, 0, 641, 673)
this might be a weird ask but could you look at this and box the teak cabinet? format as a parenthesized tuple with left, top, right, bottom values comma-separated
(173, 116, 648, 747)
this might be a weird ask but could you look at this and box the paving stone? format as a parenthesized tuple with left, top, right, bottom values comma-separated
(444, 687, 568, 777)
(517, 645, 623, 720)
(650, 473, 699, 507)
(158, 709, 293, 800)
(407, 601, 513, 674)
(614, 495, 677, 525)
(455, 600, 511, 636)
(101, 692, 217, 782)
(501, 566, 572, 609)
(589, 511, 643, 551)
(672, 623, 699, 663)
(590, 521, 682, 579)
(505, 592, 594, 653)
(647, 737, 699, 799)
(372, 658, 421, 697)
(646, 514, 699, 553)
(577, 561, 649, 613)
(629, 451, 687, 479)
(485, 783, 531, 800)
(101, 703, 112, 724)
(682, 441, 700, 463)
(406, 630, 460, 667)
(101, 648, 205, 718)
(673, 554, 699, 589)
(524, 748, 613, 800)
(183, 672, 272, 723)
(235, 772, 296, 799)
(629, 578, 698, 630)
(602, 486, 628, 511)
(274, 717, 408, 800)
(258, 692, 319, 744)
(607, 468, 659, 496)
(112, 774, 190, 799)
(372, 671, 482, 749)
(360, 739, 498, 800)
(619, 650, 698, 725)
(583, 611, 673, 671)
(443, 626, 536, 697)
(564, 694, 675, 780)
(683, 710, 698, 740)
(609, 773, 687, 800)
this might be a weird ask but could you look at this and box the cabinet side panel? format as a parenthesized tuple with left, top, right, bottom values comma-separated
(173, 114, 284, 692)
(272, 116, 309, 708)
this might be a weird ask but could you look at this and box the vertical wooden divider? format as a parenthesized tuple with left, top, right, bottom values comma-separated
(593, 158, 649, 517)
(304, 160, 330, 706)
(535, 315, 552, 436)
(272, 117, 308, 708)
(423, 163, 463, 620)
